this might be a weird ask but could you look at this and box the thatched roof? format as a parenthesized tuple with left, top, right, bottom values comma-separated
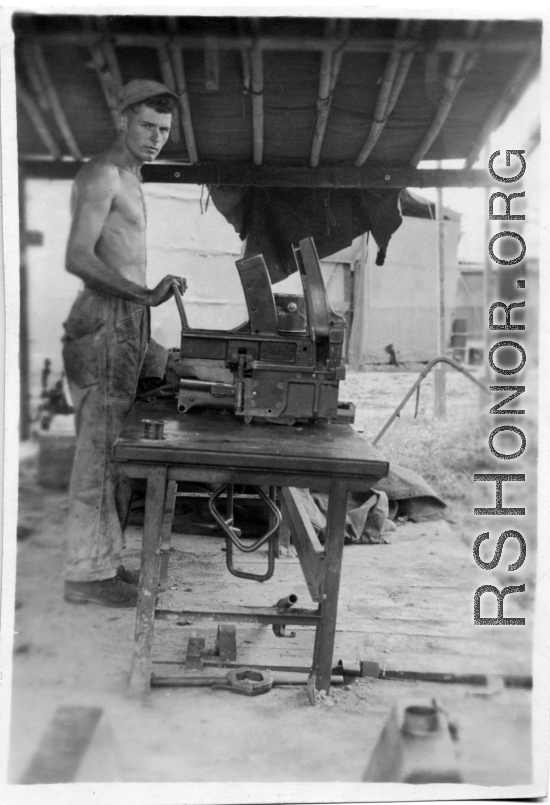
(14, 13, 541, 187)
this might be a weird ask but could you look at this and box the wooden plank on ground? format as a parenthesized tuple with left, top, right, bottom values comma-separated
(20, 707, 119, 784)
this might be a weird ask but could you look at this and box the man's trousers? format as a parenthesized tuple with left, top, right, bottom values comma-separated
(62, 287, 167, 582)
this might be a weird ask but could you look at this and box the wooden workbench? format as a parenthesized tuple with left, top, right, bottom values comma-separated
(114, 399, 388, 698)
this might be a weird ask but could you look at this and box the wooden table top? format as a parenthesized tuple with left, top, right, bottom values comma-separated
(114, 399, 389, 482)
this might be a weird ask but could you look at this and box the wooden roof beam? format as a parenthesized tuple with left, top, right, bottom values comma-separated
(88, 43, 120, 130)
(204, 36, 220, 91)
(20, 160, 496, 188)
(384, 25, 423, 116)
(238, 19, 251, 92)
(250, 40, 264, 166)
(410, 21, 491, 168)
(26, 42, 82, 161)
(354, 19, 413, 168)
(16, 79, 62, 160)
(20, 43, 50, 113)
(157, 43, 180, 143)
(310, 19, 349, 168)
(167, 18, 197, 161)
(465, 48, 540, 168)
(24, 31, 541, 56)
(81, 19, 119, 131)
(167, 41, 199, 164)
(96, 18, 123, 94)
(142, 163, 494, 188)
(102, 41, 123, 93)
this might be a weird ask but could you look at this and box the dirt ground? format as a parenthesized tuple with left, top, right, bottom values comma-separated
(9, 369, 535, 790)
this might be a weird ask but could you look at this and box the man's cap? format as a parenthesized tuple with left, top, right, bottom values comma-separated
(118, 79, 179, 112)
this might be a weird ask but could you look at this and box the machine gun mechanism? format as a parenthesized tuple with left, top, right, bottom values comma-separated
(173, 237, 355, 426)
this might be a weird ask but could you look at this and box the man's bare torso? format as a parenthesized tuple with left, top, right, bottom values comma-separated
(65, 102, 180, 308)
(72, 153, 147, 287)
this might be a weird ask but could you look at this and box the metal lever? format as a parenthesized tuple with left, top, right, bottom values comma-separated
(172, 279, 189, 328)
(209, 484, 281, 553)
(225, 530, 276, 582)
(208, 484, 282, 582)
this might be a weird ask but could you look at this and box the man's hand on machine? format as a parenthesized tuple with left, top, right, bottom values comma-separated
(146, 275, 186, 307)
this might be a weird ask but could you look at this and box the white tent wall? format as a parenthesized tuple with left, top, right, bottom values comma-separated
(347, 216, 461, 367)
(25, 178, 77, 403)
(24, 181, 245, 409)
(143, 184, 245, 344)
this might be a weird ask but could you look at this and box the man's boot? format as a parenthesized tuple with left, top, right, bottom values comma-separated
(64, 576, 138, 607)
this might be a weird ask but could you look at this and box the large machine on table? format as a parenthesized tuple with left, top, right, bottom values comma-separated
(173, 237, 355, 426)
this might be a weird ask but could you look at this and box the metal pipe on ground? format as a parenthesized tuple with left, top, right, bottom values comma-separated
(275, 594, 298, 610)
(340, 660, 532, 688)
(151, 674, 343, 688)
(381, 669, 532, 689)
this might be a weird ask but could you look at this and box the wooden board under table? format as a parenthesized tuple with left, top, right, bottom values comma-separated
(114, 399, 389, 699)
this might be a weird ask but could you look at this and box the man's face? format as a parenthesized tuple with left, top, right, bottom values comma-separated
(123, 104, 172, 163)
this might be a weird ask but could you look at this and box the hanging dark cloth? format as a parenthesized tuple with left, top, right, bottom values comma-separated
(209, 185, 403, 283)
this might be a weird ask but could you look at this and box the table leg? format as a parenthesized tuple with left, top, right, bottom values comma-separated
(314, 477, 349, 693)
(159, 480, 177, 592)
(128, 465, 168, 698)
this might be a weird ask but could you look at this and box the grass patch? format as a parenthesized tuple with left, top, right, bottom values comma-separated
(369, 411, 491, 509)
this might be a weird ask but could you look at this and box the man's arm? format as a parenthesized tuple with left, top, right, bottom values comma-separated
(65, 162, 183, 306)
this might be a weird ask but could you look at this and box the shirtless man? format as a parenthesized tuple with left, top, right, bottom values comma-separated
(62, 79, 183, 607)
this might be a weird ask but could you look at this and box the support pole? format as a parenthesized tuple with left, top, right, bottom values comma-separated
(481, 144, 493, 412)
(237, 19, 251, 91)
(250, 42, 264, 166)
(18, 168, 31, 440)
(434, 174, 446, 418)
(347, 233, 368, 371)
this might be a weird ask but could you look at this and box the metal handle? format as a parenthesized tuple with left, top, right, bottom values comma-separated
(172, 279, 189, 328)
(209, 484, 281, 553)
(208, 484, 282, 582)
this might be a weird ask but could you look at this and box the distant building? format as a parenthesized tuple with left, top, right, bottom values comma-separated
(321, 191, 464, 367)
(451, 262, 484, 364)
